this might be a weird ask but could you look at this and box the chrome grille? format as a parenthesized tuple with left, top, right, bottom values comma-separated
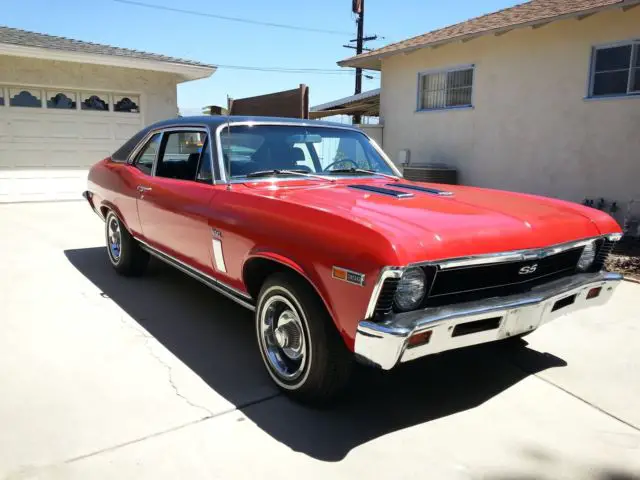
(374, 278, 400, 315)
(424, 248, 584, 307)
(594, 239, 615, 271)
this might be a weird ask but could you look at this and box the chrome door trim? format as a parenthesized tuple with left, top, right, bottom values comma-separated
(214, 120, 402, 184)
(135, 237, 255, 311)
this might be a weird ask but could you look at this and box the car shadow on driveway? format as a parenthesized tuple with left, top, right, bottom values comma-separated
(65, 247, 567, 462)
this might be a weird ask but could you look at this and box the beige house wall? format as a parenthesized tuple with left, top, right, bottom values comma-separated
(380, 8, 640, 223)
(0, 55, 180, 125)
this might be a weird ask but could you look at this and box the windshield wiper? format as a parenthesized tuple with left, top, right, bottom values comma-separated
(325, 168, 400, 181)
(244, 169, 335, 182)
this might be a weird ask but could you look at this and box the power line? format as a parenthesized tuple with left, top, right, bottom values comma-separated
(214, 64, 380, 77)
(111, 0, 354, 36)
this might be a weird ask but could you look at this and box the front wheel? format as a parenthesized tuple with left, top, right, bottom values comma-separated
(255, 272, 353, 405)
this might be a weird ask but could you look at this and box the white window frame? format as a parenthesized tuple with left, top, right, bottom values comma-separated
(416, 64, 475, 112)
(588, 39, 640, 99)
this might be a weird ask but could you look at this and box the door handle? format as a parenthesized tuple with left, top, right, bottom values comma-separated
(137, 185, 152, 193)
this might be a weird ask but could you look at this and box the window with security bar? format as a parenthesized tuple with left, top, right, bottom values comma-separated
(589, 41, 640, 97)
(418, 66, 474, 111)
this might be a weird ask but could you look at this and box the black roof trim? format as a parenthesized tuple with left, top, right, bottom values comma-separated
(348, 185, 415, 198)
(387, 183, 454, 196)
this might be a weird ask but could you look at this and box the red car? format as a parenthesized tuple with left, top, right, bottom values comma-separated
(84, 116, 623, 403)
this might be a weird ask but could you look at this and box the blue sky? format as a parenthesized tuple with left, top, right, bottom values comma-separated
(5, 0, 518, 111)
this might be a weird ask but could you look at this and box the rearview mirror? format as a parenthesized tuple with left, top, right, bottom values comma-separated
(286, 134, 322, 144)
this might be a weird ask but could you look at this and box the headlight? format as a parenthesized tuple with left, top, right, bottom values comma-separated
(577, 241, 597, 271)
(394, 267, 427, 311)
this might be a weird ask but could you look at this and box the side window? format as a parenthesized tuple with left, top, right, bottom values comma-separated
(134, 133, 161, 175)
(196, 138, 213, 183)
(156, 131, 207, 181)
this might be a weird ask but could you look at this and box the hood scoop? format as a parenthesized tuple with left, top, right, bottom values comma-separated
(348, 184, 414, 198)
(387, 183, 454, 196)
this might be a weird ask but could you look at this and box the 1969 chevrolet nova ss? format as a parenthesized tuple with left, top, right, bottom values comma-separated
(84, 116, 623, 403)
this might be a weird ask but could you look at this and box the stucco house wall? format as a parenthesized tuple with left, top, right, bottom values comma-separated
(0, 55, 180, 125)
(380, 7, 640, 223)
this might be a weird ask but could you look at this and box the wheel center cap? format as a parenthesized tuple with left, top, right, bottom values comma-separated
(274, 326, 289, 348)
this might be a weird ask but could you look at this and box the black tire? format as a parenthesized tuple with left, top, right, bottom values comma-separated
(104, 210, 149, 276)
(256, 272, 353, 405)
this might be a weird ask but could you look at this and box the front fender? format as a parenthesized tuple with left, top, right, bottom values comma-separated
(244, 249, 338, 322)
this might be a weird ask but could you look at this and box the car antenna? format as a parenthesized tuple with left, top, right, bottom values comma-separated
(225, 95, 232, 190)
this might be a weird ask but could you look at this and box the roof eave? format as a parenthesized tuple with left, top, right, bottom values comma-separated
(0, 42, 215, 82)
(338, 0, 639, 69)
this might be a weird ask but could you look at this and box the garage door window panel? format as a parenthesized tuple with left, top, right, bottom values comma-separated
(134, 133, 162, 175)
(156, 131, 207, 181)
(47, 91, 76, 109)
(114, 95, 140, 113)
(81, 93, 109, 111)
(10, 89, 42, 108)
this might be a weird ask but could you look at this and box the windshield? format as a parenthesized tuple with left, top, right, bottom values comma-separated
(219, 125, 397, 179)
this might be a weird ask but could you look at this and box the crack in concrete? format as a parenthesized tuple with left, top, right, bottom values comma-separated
(139, 334, 215, 418)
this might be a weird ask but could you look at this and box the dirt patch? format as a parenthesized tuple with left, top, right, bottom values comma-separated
(606, 240, 640, 282)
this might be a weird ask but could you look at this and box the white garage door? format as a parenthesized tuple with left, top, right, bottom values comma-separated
(0, 87, 143, 202)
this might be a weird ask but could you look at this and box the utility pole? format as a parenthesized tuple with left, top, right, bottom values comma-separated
(355, 0, 365, 96)
(344, 0, 377, 124)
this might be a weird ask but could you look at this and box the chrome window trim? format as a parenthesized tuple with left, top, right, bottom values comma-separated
(135, 236, 255, 310)
(127, 124, 216, 185)
(364, 266, 404, 319)
(214, 120, 402, 184)
(128, 130, 163, 175)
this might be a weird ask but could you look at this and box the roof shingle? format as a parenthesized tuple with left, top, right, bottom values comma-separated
(0, 25, 213, 68)
(339, 0, 633, 68)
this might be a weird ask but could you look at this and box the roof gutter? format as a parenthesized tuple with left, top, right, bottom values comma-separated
(0, 43, 216, 82)
(338, 0, 640, 70)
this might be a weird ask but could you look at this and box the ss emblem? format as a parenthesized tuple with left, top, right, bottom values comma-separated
(518, 264, 538, 275)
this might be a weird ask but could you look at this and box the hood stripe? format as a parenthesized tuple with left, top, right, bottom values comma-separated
(387, 183, 454, 196)
(348, 184, 414, 198)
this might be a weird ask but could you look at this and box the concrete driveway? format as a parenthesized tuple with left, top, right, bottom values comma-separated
(1, 201, 639, 480)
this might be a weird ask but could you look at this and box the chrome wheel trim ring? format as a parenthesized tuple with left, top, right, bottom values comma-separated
(257, 288, 312, 389)
(106, 213, 122, 265)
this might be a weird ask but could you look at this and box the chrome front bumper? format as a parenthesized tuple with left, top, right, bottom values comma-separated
(354, 272, 622, 370)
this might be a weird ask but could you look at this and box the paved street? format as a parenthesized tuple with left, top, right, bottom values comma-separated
(1, 201, 639, 480)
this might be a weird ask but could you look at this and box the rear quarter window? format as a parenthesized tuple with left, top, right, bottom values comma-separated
(111, 127, 152, 163)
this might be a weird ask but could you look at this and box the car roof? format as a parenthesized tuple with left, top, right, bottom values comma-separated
(149, 115, 360, 130)
(111, 116, 362, 162)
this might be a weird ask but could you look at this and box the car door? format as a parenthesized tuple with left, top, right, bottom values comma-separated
(136, 128, 219, 274)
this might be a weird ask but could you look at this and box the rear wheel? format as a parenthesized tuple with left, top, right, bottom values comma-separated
(256, 272, 353, 405)
(105, 211, 149, 276)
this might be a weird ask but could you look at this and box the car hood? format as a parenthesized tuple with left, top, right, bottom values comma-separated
(242, 179, 618, 264)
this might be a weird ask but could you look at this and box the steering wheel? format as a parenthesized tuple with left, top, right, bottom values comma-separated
(322, 158, 359, 172)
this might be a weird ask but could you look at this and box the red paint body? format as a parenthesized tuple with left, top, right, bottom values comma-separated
(88, 158, 621, 351)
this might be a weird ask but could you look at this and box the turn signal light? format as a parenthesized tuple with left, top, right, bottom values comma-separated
(407, 330, 432, 348)
(587, 287, 602, 300)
